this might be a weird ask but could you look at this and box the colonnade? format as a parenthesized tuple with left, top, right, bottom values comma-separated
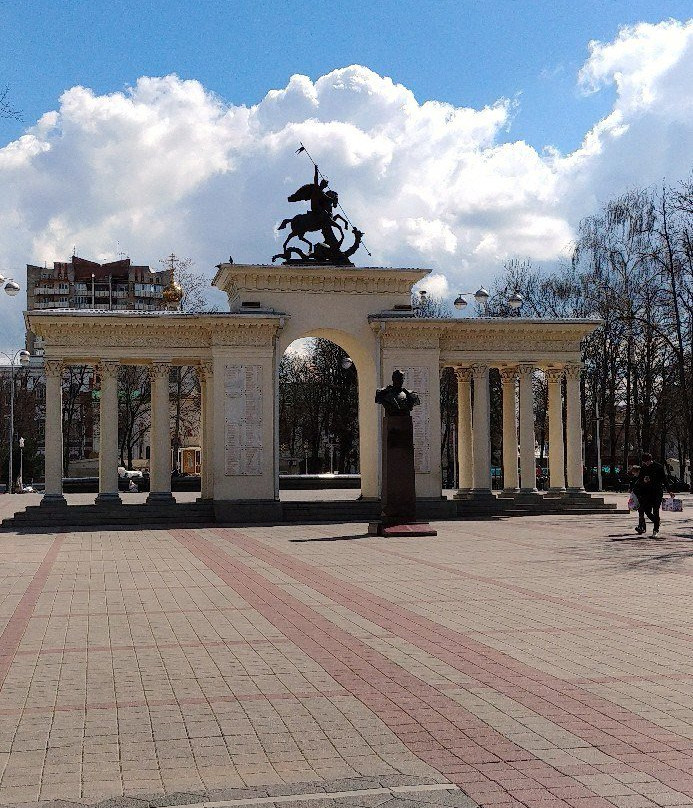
(453, 363, 583, 495)
(40, 355, 584, 507)
(41, 359, 213, 507)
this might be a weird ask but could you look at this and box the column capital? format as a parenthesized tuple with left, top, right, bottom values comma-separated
(470, 363, 489, 380)
(545, 367, 564, 384)
(499, 366, 518, 383)
(149, 361, 171, 381)
(454, 366, 473, 383)
(97, 359, 119, 380)
(197, 361, 214, 382)
(564, 363, 582, 380)
(517, 363, 534, 378)
(44, 359, 63, 377)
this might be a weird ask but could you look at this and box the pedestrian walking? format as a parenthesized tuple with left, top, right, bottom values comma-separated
(633, 453, 673, 537)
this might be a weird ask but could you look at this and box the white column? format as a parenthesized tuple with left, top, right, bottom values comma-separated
(565, 363, 584, 491)
(96, 360, 121, 504)
(455, 367, 473, 493)
(546, 367, 566, 492)
(500, 367, 519, 492)
(518, 363, 536, 492)
(471, 364, 491, 493)
(147, 361, 174, 504)
(41, 359, 66, 506)
(197, 361, 214, 501)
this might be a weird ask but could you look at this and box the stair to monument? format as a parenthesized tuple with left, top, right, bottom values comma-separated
(2, 502, 215, 531)
(2, 493, 624, 531)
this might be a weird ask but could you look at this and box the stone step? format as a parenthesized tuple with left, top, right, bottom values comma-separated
(3, 503, 215, 530)
(2, 495, 624, 530)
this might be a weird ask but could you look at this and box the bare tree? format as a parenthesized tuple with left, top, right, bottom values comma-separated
(158, 255, 213, 464)
(0, 88, 20, 120)
(118, 366, 150, 469)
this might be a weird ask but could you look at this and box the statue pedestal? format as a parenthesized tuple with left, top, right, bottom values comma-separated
(368, 414, 437, 537)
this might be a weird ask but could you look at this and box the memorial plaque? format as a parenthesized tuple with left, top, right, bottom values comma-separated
(402, 367, 430, 473)
(224, 364, 263, 476)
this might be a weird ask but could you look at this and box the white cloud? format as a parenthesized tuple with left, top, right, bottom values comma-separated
(0, 18, 692, 347)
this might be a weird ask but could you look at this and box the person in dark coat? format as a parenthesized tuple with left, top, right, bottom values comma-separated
(633, 453, 673, 536)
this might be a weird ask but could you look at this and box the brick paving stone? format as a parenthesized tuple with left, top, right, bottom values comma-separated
(0, 505, 692, 807)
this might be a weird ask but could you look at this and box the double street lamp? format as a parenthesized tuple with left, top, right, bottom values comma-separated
(416, 287, 524, 313)
(453, 287, 524, 312)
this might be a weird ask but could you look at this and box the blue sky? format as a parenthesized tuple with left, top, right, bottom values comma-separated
(1, 0, 690, 153)
(0, 2, 691, 348)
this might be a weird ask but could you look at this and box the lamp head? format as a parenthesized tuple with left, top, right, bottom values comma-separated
(453, 294, 467, 310)
(18, 350, 30, 366)
(4, 280, 20, 297)
(508, 291, 524, 310)
(473, 287, 490, 304)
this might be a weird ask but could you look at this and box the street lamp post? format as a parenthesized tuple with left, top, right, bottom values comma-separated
(595, 399, 603, 492)
(18, 437, 24, 490)
(0, 275, 29, 492)
(1, 349, 31, 492)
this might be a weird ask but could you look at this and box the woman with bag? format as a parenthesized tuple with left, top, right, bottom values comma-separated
(634, 453, 674, 537)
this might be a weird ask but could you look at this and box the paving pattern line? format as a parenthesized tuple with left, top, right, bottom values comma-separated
(206, 527, 693, 798)
(190, 782, 460, 807)
(374, 543, 693, 644)
(0, 532, 64, 690)
(172, 529, 609, 807)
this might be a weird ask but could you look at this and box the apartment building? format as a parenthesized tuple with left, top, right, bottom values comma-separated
(26, 255, 172, 354)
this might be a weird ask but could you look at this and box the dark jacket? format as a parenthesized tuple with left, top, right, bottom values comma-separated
(634, 461, 670, 504)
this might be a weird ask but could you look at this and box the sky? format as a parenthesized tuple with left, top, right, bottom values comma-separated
(0, 1, 692, 348)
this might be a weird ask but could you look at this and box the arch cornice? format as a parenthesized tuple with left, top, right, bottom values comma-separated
(25, 311, 286, 362)
(214, 263, 429, 299)
(370, 315, 602, 362)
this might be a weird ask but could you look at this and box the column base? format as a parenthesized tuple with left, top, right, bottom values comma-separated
(501, 487, 520, 495)
(453, 487, 472, 500)
(468, 488, 495, 500)
(95, 492, 122, 506)
(146, 491, 175, 505)
(40, 493, 67, 507)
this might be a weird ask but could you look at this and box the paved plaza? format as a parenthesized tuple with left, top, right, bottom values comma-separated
(0, 495, 692, 808)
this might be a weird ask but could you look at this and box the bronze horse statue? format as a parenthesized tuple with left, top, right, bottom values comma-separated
(277, 188, 348, 255)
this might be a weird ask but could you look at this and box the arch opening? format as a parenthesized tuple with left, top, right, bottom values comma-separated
(279, 337, 361, 499)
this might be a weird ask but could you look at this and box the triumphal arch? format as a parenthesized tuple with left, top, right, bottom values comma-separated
(26, 260, 598, 521)
(22, 162, 605, 524)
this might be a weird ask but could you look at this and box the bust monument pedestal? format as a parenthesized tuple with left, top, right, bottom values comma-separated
(368, 371, 437, 537)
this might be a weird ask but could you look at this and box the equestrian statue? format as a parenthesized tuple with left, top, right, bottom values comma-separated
(272, 163, 365, 265)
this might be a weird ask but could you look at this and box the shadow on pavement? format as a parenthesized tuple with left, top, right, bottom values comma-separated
(290, 532, 372, 543)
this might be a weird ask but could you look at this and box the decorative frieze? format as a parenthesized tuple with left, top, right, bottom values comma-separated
(224, 364, 263, 476)
(401, 367, 431, 474)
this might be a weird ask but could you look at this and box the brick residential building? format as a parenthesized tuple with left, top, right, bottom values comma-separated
(26, 255, 172, 354)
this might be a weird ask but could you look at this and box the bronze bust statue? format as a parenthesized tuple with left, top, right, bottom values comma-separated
(375, 370, 420, 416)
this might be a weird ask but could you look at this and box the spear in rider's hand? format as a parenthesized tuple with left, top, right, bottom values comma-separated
(295, 143, 372, 257)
